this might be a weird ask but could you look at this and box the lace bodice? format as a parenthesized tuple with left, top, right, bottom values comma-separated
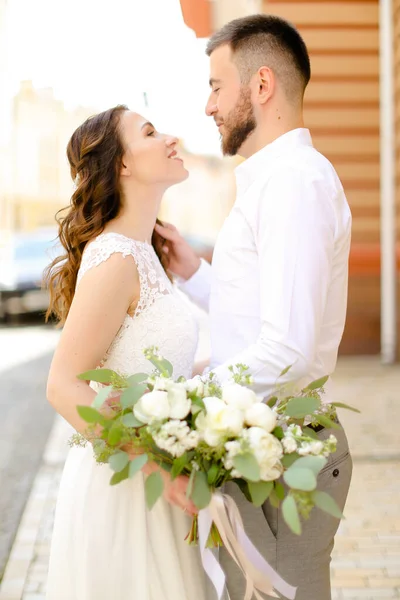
(77, 232, 198, 379)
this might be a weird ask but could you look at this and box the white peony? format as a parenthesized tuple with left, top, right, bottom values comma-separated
(245, 403, 277, 432)
(244, 427, 283, 481)
(222, 383, 259, 410)
(165, 381, 191, 420)
(134, 390, 170, 424)
(204, 397, 244, 436)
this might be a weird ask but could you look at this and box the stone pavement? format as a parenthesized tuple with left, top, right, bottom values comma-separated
(0, 356, 399, 600)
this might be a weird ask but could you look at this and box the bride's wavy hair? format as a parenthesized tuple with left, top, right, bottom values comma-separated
(44, 104, 170, 325)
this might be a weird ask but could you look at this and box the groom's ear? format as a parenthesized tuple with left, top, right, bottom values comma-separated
(256, 66, 275, 105)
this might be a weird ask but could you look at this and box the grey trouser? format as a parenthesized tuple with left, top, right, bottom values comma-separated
(220, 425, 353, 600)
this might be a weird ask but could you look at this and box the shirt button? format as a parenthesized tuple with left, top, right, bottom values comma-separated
(333, 469, 339, 477)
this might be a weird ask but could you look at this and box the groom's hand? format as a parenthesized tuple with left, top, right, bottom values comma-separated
(155, 222, 201, 281)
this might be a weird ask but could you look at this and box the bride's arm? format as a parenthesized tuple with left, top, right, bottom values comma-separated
(46, 254, 139, 435)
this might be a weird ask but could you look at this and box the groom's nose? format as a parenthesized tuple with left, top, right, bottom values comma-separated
(205, 98, 217, 117)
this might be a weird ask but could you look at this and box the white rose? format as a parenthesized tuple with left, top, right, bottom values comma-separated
(165, 381, 191, 420)
(153, 377, 168, 392)
(244, 427, 283, 482)
(134, 390, 170, 424)
(245, 403, 277, 432)
(222, 383, 259, 410)
(204, 397, 244, 436)
(185, 376, 204, 397)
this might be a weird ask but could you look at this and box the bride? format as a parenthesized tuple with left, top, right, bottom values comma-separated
(45, 105, 210, 600)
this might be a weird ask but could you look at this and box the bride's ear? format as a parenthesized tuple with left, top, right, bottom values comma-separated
(120, 159, 131, 177)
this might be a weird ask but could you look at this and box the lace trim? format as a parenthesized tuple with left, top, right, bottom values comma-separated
(77, 232, 170, 318)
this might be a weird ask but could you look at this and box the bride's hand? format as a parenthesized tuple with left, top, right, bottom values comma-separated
(154, 222, 201, 281)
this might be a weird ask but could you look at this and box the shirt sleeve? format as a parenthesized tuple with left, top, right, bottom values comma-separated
(177, 258, 212, 313)
(211, 168, 337, 395)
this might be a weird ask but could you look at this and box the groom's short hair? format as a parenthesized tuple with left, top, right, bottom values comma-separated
(206, 14, 311, 103)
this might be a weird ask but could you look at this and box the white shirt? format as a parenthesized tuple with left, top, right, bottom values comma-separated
(181, 128, 352, 397)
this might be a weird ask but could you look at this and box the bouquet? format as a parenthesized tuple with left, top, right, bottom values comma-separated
(71, 347, 358, 599)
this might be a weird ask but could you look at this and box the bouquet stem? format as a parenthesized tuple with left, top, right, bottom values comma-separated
(185, 515, 223, 548)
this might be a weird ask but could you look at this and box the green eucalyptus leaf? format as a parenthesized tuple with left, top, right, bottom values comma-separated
(304, 375, 329, 391)
(186, 468, 196, 499)
(120, 384, 147, 409)
(207, 464, 220, 486)
(248, 481, 273, 507)
(122, 413, 144, 428)
(170, 452, 189, 481)
(302, 426, 320, 440)
(266, 396, 278, 409)
(232, 453, 261, 483)
(108, 451, 129, 473)
(281, 454, 300, 468)
(148, 356, 173, 377)
(127, 373, 148, 385)
(92, 385, 113, 410)
(145, 471, 164, 509)
(110, 463, 129, 485)
(269, 488, 281, 508)
(284, 467, 317, 491)
(312, 490, 344, 519)
(272, 426, 284, 440)
(192, 471, 212, 510)
(129, 454, 148, 478)
(315, 414, 341, 430)
(77, 406, 107, 426)
(285, 397, 320, 419)
(274, 481, 285, 501)
(282, 495, 302, 535)
(108, 422, 124, 446)
(279, 365, 293, 378)
(331, 402, 361, 414)
(77, 368, 117, 383)
(291, 455, 327, 476)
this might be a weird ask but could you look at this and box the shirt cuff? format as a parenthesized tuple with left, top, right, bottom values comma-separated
(178, 258, 212, 311)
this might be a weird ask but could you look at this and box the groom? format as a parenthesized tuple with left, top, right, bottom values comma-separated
(156, 14, 352, 600)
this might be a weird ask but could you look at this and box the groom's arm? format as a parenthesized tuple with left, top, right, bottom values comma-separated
(178, 258, 212, 313)
(211, 167, 342, 396)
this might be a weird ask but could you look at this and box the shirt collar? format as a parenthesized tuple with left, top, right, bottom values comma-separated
(234, 128, 313, 196)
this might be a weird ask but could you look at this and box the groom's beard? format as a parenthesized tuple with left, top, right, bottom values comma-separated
(221, 87, 256, 156)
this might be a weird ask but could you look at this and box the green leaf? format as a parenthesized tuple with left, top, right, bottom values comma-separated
(304, 375, 329, 391)
(272, 426, 284, 440)
(266, 396, 278, 409)
(282, 496, 302, 535)
(248, 481, 273, 507)
(129, 454, 148, 478)
(127, 373, 148, 385)
(331, 402, 361, 414)
(145, 471, 164, 509)
(284, 467, 317, 491)
(121, 413, 144, 428)
(170, 452, 189, 480)
(92, 385, 113, 410)
(315, 414, 341, 430)
(120, 384, 147, 409)
(269, 488, 281, 508)
(302, 426, 320, 440)
(281, 454, 300, 468)
(291, 455, 327, 476)
(232, 453, 261, 482)
(207, 464, 220, 486)
(285, 396, 321, 419)
(77, 405, 107, 426)
(108, 451, 129, 473)
(192, 471, 212, 510)
(108, 422, 124, 446)
(110, 463, 129, 485)
(279, 365, 293, 378)
(77, 368, 117, 383)
(274, 481, 285, 501)
(147, 356, 173, 377)
(186, 468, 196, 499)
(312, 490, 344, 519)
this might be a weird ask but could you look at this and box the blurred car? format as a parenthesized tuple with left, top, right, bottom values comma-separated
(0, 228, 61, 320)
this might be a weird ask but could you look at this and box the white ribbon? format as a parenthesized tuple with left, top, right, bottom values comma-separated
(198, 492, 297, 600)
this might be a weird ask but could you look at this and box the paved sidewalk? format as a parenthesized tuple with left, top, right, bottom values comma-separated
(0, 356, 399, 600)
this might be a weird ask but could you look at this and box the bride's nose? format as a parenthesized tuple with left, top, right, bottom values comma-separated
(165, 135, 178, 149)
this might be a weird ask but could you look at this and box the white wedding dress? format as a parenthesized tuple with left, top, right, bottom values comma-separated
(46, 232, 211, 600)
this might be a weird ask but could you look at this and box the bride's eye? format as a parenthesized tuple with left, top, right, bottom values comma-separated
(147, 129, 155, 137)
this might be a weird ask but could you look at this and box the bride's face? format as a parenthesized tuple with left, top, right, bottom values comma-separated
(119, 111, 188, 186)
